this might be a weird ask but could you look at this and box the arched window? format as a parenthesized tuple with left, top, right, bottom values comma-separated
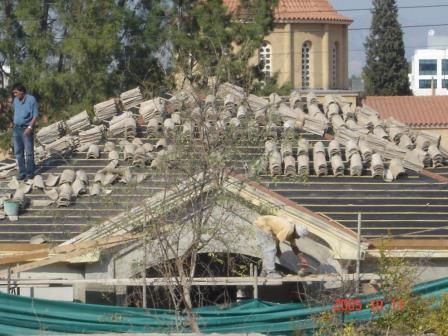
(332, 42, 339, 88)
(259, 41, 272, 77)
(301, 41, 311, 88)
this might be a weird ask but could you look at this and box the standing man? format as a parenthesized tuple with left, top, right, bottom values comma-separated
(255, 215, 310, 278)
(12, 83, 38, 180)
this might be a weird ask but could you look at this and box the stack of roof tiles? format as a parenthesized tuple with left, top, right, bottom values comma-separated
(65, 111, 91, 134)
(94, 98, 118, 121)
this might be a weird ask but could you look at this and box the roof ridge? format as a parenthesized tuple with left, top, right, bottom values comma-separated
(223, 0, 352, 24)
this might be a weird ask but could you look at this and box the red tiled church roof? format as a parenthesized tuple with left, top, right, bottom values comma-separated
(364, 96, 448, 128)
(222, 0, 352, 24)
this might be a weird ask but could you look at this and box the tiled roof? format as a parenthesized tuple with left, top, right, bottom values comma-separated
(222, 0, 352, 23)
(1, 86, 448, 248)
(364, 96, 448, 128)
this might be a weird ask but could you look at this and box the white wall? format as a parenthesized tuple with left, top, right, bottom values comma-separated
(1, 286, 73, 301)
(410, 49, 448, 96)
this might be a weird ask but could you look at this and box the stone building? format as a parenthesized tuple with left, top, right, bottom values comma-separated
(223, 0, 352, 89)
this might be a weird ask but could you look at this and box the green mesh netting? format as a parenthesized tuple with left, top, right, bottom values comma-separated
(1, 276, 448, 335)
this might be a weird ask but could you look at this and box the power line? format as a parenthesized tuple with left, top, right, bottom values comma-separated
(260, 23, 448, 32)
(2, 21, 448, 42)
(0, 42, 443, 56)
(350, 22, 448, 31)
(2, 3, 448, 20)
(1, 37, 447, 60)
(337, 4, 448, 12)
(2, 26, 448, 45)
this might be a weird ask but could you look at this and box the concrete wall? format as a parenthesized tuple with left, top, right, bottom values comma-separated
(362, 257, 448, 285)
(0, 286, 73, 301)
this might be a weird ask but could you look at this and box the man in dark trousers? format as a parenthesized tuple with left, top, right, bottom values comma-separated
(12, 83, 38, 180)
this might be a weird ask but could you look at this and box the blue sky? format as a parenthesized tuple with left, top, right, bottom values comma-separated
(330, 0, 448, 75)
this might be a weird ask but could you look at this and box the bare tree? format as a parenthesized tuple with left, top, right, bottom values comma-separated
(110, 91, 270, 331)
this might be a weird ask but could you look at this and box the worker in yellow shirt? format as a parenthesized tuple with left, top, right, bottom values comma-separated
(255, 215, 310, 278)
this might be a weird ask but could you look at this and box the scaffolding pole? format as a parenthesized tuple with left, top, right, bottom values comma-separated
(356, 212, 362, 295)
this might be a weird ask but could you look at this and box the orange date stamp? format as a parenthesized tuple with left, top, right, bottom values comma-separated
(332, 298, 405, 313)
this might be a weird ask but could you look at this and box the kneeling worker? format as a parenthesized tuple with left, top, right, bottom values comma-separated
(255, 215, 310, 278)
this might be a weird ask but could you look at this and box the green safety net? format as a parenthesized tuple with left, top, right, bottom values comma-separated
(1, 277, 448, 335)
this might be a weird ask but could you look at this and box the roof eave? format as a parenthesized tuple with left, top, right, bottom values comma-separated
(274, 18, 353, 25)
(368, 249, 448, 258)
(368, 239, 448, 258)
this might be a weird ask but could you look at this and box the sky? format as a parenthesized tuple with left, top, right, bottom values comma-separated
(330, 0, 448, 76)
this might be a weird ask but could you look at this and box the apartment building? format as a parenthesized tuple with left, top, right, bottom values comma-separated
(409, 33, 448, 96)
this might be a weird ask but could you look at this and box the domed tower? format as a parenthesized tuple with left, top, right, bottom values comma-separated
(223, 0, 352, 90)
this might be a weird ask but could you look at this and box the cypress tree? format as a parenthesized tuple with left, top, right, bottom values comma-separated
(363, 0, 411, 96)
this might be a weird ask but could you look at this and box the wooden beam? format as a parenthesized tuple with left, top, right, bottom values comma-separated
(0, 235, 139, 278)
(0, 244, 51, 252)
(370, 239, 448, 250)
(51, 233, 139, 254)
(0, 250, 49, 266)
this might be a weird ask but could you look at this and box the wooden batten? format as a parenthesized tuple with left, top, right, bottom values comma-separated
(0, 244, 51, 252)
(0, 250, 49, 266)
(370, 239, 448, 250)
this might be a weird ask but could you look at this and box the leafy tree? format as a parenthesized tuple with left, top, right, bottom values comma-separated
(13, 0, 62, 117)
(113, 0, 170, 97)
(231, 0, 276, 90)
(0, 0, 25, 92)
(50, 1, 131, 117)
(167, 0, 276, 92)
(0, 0, 277, 124)
(0, 0, 167, 123)
(363, 0, 411, 96)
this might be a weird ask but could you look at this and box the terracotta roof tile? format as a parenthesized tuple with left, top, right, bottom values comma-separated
(364, 96, 448, 128)
(222, 0, 352, 23)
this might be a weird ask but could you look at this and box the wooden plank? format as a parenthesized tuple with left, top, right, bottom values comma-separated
(0, 243, 51, 252)
(0, 235, 140, 278)
(51, 233, 139, 254)
(0, 250, 49, 266)
(370, 239, 448, 250)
